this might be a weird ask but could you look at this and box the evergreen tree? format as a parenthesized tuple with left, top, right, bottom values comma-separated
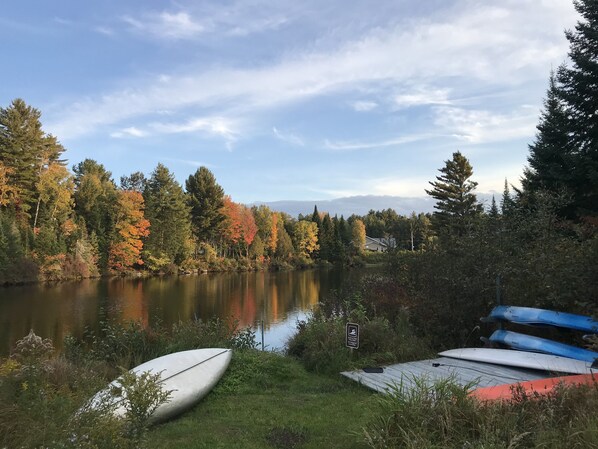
(73, 159, 117, 269)
(185, 167, 225, 243)
(522, 71, 574, 209)
(425, 151, 483, 238)
(501, 180, 516, 217)
(557, 0, 598, 216)
(275, 224, 294, 260)
(144, 163, 191, 266)
(318, 214, 334, 261)
(489, 196, 499, 219)
(120, 171, 147, 192)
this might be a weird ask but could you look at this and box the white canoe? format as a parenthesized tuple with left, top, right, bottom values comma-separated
(92, 348, 232, 424)
(439, 348, 597, 375)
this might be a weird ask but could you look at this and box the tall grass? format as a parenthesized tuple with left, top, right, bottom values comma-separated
(363, 377, 598, 449)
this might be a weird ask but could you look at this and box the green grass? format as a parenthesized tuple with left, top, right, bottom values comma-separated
(149, 350, 375, 449)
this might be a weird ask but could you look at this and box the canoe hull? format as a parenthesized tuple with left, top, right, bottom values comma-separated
(470, 373, 597, 401)
(92, 348, 232, 424)
(489, 330, 598, 363)
(439, 348, 597, 374)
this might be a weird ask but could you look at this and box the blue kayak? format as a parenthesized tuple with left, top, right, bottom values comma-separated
(489, 330, 598, 363)
(486, 305, 598, 333)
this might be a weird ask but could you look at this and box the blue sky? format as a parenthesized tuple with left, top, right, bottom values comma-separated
(0, 0, 579, 206)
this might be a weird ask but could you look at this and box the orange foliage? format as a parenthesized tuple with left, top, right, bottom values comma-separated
(222, 196, 242, 244)
(109, 190, 150, 271)
(269, 213, 279, 253)
(221, 196, 257, 247)
(239, 205, 257, 247)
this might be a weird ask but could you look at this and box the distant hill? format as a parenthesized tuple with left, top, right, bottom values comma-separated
(253, 194, 496, 218)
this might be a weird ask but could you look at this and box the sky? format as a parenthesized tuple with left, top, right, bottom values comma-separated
(0, 0, 580, 207)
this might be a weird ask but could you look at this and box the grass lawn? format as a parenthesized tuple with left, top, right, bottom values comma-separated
(149, 350, 375, 449)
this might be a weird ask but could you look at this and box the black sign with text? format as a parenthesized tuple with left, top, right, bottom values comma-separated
(346, 322, 359, 349)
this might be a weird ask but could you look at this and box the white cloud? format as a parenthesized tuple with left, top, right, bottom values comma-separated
(121, 2, 289, 41)
(433, 106, 538, 144)
(123, 11, 206, 40)
(394, 86, 451, 109)
(95, 26, 115, 36)
(150, 117, 239, 149)
(110, 126, 147, 138)
(273, 127, 304, 146)
(47, 1, 577, 141)
(351, 100, 378, 112)
(324, 134, 435, 151)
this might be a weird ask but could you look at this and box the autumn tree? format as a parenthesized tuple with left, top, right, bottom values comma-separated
(186, 167, 225, 244)
(33, 163, 74, 229)
(221, 197, 257, 257)
(108, 190, 150, 272)
(350, 219, 366, 254)
(143, 163, 191, 267)
(0, 99, 65, 219)
(293, 220, 319, 259)
(425, 151, 483, 239)
(0, 162, 18, 207)
(221, 196, 242, 251)
(252, 205, 279, 258)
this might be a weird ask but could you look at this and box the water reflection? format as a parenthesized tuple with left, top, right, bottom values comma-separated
(0, 267, 375, 355)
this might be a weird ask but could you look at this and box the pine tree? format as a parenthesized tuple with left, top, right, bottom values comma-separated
(144, 163, 191, 265)
(489, 196, 499, 219)
(185, 167, 225, 243)
(425, 151, 483, 238)
(556, 0, 598, 216)
(523, 70, 573, 193)
(73, 159, 117, 269)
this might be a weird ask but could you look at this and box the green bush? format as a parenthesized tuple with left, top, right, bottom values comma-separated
(287, 313, 430, 375)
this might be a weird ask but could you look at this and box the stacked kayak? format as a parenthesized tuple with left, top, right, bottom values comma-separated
(440, 306, 598, 401)
(483, 305, 598, 364)
(486, 305, 598, 333)
(488, 330, 598, 363)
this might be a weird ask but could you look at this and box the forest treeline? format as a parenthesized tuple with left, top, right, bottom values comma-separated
(1, 0, 597, 294)
(0, 103, 435, 284)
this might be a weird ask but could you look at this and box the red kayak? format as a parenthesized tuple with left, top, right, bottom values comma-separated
(470, 373, 597, 401)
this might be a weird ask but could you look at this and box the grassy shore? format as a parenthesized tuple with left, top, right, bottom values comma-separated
(149, 350, 375, 449)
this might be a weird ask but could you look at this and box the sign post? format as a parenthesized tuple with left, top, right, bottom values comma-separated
(346, 322, 359, 350)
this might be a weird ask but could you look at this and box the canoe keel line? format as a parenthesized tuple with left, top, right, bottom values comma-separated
(89, 348, 232, 424)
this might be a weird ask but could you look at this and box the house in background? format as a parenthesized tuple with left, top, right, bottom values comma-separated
(365, 236, 396, 252)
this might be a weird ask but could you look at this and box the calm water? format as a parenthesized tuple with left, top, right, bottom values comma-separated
(0, 267, 376, 356)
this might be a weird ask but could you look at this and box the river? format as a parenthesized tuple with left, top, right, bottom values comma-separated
(0, 267, 378, 356)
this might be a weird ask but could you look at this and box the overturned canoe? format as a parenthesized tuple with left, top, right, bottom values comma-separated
(90, 348, 232, 424)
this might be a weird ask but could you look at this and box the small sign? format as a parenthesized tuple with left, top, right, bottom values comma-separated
(346, 322, 359, 349)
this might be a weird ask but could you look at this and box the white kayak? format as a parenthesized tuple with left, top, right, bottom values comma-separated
(439, 347, 597, 375)
(91, 348, 232, 424)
